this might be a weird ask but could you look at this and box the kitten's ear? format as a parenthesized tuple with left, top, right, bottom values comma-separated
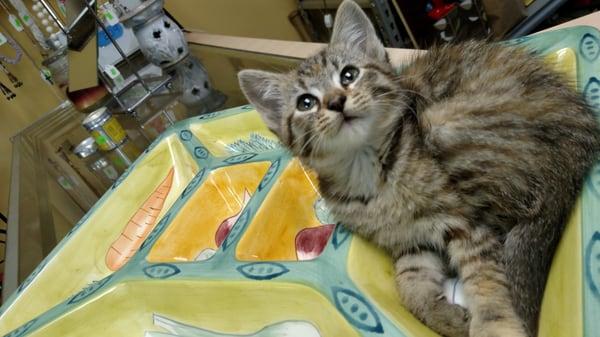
(238, 69, 285, 136)
(331, 0, 387, 62)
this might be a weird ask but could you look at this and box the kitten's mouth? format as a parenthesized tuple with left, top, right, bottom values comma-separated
(324, 112, 364, 137)
(339, 110, 362, 123)
(333, 114, 362, 134)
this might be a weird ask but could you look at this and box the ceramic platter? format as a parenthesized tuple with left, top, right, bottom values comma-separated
(1, 27, 600, 337)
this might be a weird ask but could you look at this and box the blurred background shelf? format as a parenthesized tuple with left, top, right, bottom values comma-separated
(508, 0, 570, 37)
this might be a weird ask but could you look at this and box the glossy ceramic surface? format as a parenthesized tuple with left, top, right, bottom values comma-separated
(1, 27, 599, 337)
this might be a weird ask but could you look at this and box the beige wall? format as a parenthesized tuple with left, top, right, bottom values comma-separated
(165, 0, 303, 41)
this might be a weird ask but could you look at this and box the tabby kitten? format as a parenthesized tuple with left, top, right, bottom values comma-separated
(238, 1, 600, 336)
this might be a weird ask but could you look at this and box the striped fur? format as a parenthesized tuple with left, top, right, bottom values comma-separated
(238, 1, 600, 336)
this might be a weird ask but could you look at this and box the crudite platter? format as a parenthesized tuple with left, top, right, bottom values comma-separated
(1, 27, 600, 337)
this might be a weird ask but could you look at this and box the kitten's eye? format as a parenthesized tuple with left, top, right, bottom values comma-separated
(296, 94, 319, 112)
(341, 66, 360, 86)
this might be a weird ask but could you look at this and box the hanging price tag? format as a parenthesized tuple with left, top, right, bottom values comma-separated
(19, 12, 33, 26)
(104, 64, 125, 86)
(104, 11, 120, 26)
(8, 14, 24, 32)
(58, 176, 74, 190)
(0, 33, 7, 46)
(101, 3, 120, 26)
(40, 68, 54, 85)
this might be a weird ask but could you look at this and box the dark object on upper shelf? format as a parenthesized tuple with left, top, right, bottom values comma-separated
(481, 0, 526, 39)
(425, 0, 490, 43)
(296, 0, 412, 48)
(395, 0, 489, 47)
(295, 1, 491, 49)
(66, 0, 98, 51)
(507, 0, 569, 38)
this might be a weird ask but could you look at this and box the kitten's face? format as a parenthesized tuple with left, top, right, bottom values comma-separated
(239, 0, 398, 163)
(282, 46, 398, 158)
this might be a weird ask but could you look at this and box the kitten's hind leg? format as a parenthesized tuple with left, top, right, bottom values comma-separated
(447, 226, 528, 337)
(395, 251, 470, 337)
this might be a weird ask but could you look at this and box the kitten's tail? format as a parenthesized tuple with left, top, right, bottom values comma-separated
(503, 214, 569, 337)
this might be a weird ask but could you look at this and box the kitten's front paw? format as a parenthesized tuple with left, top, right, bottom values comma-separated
(426, 298, 470, 337)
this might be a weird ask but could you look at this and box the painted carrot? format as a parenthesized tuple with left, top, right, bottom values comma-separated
(105, 168, 175, 271)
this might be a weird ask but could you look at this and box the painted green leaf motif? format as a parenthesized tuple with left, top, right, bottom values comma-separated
(332, 287, 383, 333)
(143, 263, 181, 279)
(194, 146, 209, 159)
(5, 318, 37, 337)
(259, 159, 280, 191)
(580, 33, 600, 62)
(585, 231, 600, 299)
(222, 208, 251, 250)
(332, 224, 351, 249)
(140, 213, 173, 250)
(17, 259, 46, 294)
(237, 262, 290, 280)
(68, 275, 113, 305)
(224, 153, 257, 164)
(179, 130, 193, 141)
(181, 169, 206, 198)
(584, 77, 600, 109)
(227, 133, 281, 154)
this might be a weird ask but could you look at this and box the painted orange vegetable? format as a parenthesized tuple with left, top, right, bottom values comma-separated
(105, 168, 175, 271)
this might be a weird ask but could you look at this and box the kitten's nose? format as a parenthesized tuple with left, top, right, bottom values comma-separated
(327, 95, 346, 113)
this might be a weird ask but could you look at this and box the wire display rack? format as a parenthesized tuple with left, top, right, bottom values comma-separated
(38, 0, 177, 118)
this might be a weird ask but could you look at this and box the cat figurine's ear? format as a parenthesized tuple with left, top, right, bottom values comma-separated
(330, 0, 387, 62)
(238, 69, 285, 136)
